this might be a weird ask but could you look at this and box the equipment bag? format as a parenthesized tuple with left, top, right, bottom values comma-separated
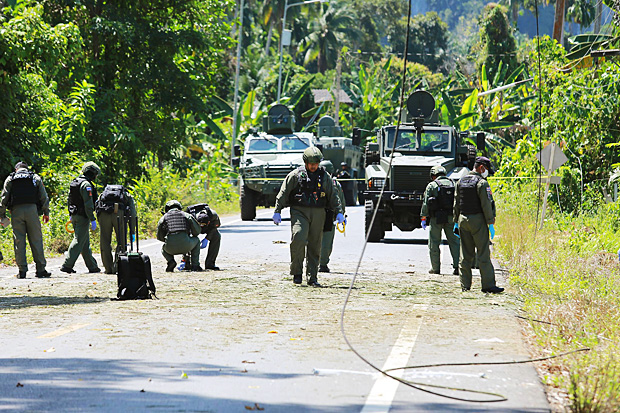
(116, 215, 156, 300)
(97, 185, 127, 215)
(186, 203, 220, 234)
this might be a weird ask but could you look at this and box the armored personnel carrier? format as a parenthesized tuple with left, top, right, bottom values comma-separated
(315, 116, 364, 206)
(236, 105, 316, 221)
(363, 90, 482, 241)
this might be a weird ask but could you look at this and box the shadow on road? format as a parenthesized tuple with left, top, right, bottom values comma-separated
(0, 296, 107, 310)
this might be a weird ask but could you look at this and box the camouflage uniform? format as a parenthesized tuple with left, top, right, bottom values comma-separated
(319, 160, 346, 272)
(0, 163, 50, 278)
(156, 200, 202, 271)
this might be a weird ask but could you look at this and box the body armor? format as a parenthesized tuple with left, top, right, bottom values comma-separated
(289, 166, 327, 208)
(8, 171, 37, 207)
(458, 174, 483, 215)
(68, 177, 97, 216)
(163, 210, 189, 235)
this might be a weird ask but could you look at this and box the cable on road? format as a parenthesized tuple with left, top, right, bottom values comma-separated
(338, 0, 589, 404)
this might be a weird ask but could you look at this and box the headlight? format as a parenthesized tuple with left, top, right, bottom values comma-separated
(368, 177, 386, 189)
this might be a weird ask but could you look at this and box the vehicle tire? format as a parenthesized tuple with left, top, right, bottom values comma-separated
(240, 184, 257, 221)
(466, 144, 477, 170)
(364, 200, 384, 242)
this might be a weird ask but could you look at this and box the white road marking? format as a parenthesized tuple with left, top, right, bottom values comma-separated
(38, 323, 91, 339)
(361, 304, 428, 413)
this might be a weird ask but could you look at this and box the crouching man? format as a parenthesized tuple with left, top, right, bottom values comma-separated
(157, 200, 202, 272)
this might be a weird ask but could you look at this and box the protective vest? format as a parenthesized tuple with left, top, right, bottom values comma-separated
(96, 185, 128, 215)
(163, 210, 189, 235)
(8, 171, 38, 207)
(458, 174, 483, 215)
(435, 177, 455, 213)
(289, 166, 327, 208)
(68, 177, 97, 217)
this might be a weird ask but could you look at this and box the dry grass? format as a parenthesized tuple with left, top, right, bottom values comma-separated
(495, 187, 620, 412)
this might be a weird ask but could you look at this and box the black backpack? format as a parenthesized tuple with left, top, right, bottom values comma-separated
(186, 203, 220, 234)
(96, 185, 128, 215)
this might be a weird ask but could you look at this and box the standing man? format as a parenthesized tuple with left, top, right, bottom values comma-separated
(337, 162, 353, 205)
(453, 157, 503, 293)
(273, 147, 344, 287)
(157, 200, 202, 272)
(318, 160, 345, 273)
(61, 162, 101, 274)
(96, 184, 137, 274)
(0, 162, 51, 279)
(420, 165, 459, 275)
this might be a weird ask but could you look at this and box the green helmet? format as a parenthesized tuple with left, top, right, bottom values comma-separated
(165, 200, 182, 212)
(319, 160, 334, 175)
(82, 161, 101, 178)
(302, 146, 323, 163)
(430, 165, 446, 177)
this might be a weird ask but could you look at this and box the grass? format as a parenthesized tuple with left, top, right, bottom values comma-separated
(494, 183, 620, 412)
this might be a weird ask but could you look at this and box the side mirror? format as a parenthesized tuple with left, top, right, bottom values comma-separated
(476, 132, 485, 151)
(231, 157, 240, 167)
(352, 128, 362, 146)
(233, 144, 241, 157)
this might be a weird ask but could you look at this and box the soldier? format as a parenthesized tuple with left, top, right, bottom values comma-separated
(273, 147, 344, 287)
(61, 162, 102, 274)
(420, 165, 460, 275)
(337, 161, 354, 205)
(0, 161, 51, 279)
(318, 160, 345, 273)
(95, 184, 137, 274)
(453, 156, 503, 293)
(157, 200, 202, 272)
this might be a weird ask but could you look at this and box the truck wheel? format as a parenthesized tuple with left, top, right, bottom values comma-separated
(240, 185, 257, 221)
(364, 200, 384, 242)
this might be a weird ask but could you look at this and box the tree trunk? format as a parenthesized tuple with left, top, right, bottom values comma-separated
(553, 0, 566, 46)
(265, 21, 274, 56)
(511, 0, 518, 26)
(594, 0, 603, 34)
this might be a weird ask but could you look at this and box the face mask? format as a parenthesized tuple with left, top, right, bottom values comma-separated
(481, 168, 489, 178)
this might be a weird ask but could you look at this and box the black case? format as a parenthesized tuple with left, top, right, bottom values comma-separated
(116, 215, 156, 300)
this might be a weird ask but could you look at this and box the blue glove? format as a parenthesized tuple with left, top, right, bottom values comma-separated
(453, 223, 460, 238)
(273, 212, 281, 225)
(91, 221, 97, 231)
(336, 213, 346, 225)
(200, 237, 209, 249)
(130, 234, 136, 243)
(489, 224, 495, 240)
(177, 261, 185, 271)
(421, 218, 427, 230)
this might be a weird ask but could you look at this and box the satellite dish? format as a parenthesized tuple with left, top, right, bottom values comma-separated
(318, 116, 336, 127)
(406, 91, 435, 119)
(268, 104, 291, 118)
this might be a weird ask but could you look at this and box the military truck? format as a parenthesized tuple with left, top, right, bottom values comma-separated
(363, 90, 483, 242)
(315, 116, 364, 206)
(236, 105, 316, 221)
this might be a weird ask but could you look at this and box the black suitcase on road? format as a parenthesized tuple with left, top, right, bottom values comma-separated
(116, 215, 156, 300)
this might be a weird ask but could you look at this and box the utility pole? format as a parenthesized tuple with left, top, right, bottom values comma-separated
(553, 0, 566, 46)
(231, 0, 245, 164)
(334, 53, 341, 126)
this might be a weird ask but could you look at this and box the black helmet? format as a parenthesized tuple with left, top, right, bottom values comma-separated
(165, 200, 182, 212)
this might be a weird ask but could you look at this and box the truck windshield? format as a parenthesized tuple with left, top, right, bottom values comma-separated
(247, 138, 278, 152)
(281, 136, 310, 151)
(386, 129, 451, 153)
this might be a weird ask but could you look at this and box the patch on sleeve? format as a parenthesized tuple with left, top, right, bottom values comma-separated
(486, 186, 493, 200)
(86, 186, 92, 196)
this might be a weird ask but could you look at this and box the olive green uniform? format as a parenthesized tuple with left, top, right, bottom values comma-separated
(0, 168, 50, 275)
(64, 175, 99, 272)
(453, 171, 497, 291)
(320, 177, 346, 268)
(156, 210, 202, 268)
(420, 176, 460, 273)
(97, 194, 137, 274)
(275, 168, 342, 283)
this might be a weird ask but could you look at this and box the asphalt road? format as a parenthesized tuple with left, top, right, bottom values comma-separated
(0, 206, 550, 412)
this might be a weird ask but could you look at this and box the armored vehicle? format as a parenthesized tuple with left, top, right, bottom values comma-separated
(315, 116, 364, 206)
(363, 91, 482, 241)
(236, 105, 316, 221)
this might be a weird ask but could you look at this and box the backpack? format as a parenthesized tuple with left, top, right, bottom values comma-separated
(186, 203, 220, 234)
(96, 185, 128, 215)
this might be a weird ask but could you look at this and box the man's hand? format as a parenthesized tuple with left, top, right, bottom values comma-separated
(131, 233, 136, 243)
(453, 223, 460, 238)
(489, 224, 495, 240)
(336, 213, 346, 225)
(421, 217, 427, 230)
(42, 215, 50, 224)
(91, 220, 97, 231)
(200, 237, 209, 249)
(273, 212, 282, 225)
